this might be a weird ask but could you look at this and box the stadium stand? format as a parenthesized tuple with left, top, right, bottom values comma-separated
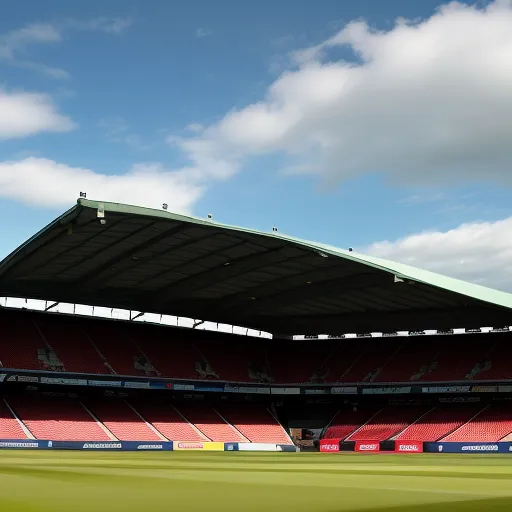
(346, 406, 427, 441)
(3, 308, 512, 388)
(322, 408, 377, 440)
(0, 312, 45, 371)
(338, 339, 403, 383)
(219, 404, 291, 444)
(176, 404, 247, 442)
(7, 395, 111, 441)
(421, 337, 489, 382)
(86, 399, 162, 441)
(394, 405, 483, 441)
(0, 398, 28, 439)
(131, 401, 207, 441)
(36, 315, 108, 375)
(3, 199, 512, 451)
(441, 406, 512, 442)
(376, 337, 444, 382)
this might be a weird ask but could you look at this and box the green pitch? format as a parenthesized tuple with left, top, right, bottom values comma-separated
(1, 451, 512, 511)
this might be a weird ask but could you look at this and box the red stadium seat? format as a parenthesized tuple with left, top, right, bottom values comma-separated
(0, 399, 28, 439)
(441, 406, 512, 442)
(346, 406, 427, 441)
(394, 405, 483, 441)
(8, 396, 110, 441)
(220, 404, 292, 444)
(86, 399, 162, 441)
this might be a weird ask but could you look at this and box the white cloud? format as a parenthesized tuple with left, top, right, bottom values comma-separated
(0, 158, 203, 214)
(99, 117, 152, 150)
(0, 89, 75, 139)
(365, 216, 512, 292)
(0, 17, 132, 78)
(185, 123, 205, 133)
(64, 17, 133, 35)
(178, 1, 512, 188)
(0, 23, 68, 78)
(196, 28, 213, 38)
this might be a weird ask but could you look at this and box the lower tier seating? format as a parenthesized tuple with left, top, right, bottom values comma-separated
(0, 399, 28, 439)
(132, 401, 206, 442)
(8, 396, 110, 441)
(175, 404, 247, 442)
(394, 405, 483, 441)
(346, 406, 427, 441)
(86, 399, 162, 441)
(220, 404, 291, 444)
(323, 409, 377, 440)
(441, 407, 512, 442)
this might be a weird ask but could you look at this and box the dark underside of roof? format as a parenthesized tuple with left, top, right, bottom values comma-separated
(0, 202, 509, 335)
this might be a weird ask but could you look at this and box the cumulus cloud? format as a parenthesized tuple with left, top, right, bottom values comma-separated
(366, 216, 512, 292)
(0, 158, 203, 213)
(178, 1, 512, 188)
(0, 89, 75, 139)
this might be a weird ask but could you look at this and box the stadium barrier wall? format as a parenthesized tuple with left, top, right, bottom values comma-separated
(319, 439, 341, 452)
(394, 441, 423, 453)
(0, 440, 174, 450)
(354, 441, 380, 453)
(174, 442, 225, 451)
(424, 442, 512, 453)
(238, 443, 280, 452)
(0, 440, 295, 452)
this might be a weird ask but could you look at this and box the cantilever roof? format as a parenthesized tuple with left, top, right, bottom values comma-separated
(0, 198, 511, 335)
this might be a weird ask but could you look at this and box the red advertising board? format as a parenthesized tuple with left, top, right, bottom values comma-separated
(319, 439, 340, 452)
(395, 441, 423, 453)
(355, 441, 380, 452)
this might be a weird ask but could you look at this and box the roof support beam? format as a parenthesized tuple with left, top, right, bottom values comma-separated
(213, 272, 389, 317)
(79, 222, 187, 288)
(149, 246, 304, 306)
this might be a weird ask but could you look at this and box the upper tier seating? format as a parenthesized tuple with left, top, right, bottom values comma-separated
(441, 407, 512, 442)
(346, 406, 427, 441)
(85, 322, 146, 376)
(36, 315, 107, 374)
(176, 404, 246, 442)
(220, 404, 291, 444)
(394, 405, 483, 441)
(133, 325, 201, 380)
(2, 309, 512, 385)
(86, 399, 162, 441)
(132, 401, 206, 441)
(0, 312, 45, 370)
(376, 338, 444, 382)
(8, 396, 110, 441)
(421, 337, 489, 382)
(338, 339, 403, 383)
(0, 399, 27, 439)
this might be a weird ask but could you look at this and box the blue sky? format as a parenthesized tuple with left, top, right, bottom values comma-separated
(1, 0, 512, 291)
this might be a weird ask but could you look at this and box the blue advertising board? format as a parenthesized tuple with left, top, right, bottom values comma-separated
(425, 442, 512, 453)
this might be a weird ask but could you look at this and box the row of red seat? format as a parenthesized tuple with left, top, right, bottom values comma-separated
(0, 395, 291, 444)
(323, 405, 512, 442)
(0, 309, 511, 383)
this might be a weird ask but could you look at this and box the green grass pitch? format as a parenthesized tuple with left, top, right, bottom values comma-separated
(1, 451, 512, 511)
